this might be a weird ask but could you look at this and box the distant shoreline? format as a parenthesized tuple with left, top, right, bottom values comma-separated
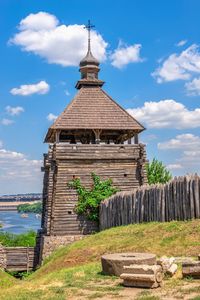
(0, 201, 41, 211)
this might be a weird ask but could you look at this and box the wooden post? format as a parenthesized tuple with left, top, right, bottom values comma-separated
(55, 130, 61, 143)
(27, 247, 29, 273)
(134, 133, 139, 144)
(93, 129, 101, 144)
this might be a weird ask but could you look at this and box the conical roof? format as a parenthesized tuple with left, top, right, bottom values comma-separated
(45, 86, 145, 142)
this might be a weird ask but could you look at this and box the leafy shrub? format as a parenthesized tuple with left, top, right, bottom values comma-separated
(0, 230, 36, 247)
(68, 173, 118, 222)
(146, 158, 172, 185)
(17, 202, 42, 214)
(7, 270, 33, 279)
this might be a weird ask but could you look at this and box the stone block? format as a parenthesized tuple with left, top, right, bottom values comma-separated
(120, 264, 163, 288)
(182, 261, 200, 278)
(101, 253, 157, 276)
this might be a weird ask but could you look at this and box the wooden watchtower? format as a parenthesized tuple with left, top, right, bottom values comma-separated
(39, 22, 147, 259)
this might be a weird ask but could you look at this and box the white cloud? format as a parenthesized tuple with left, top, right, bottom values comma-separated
(10, 80, 49, 96)
(47, 113, 57, 121)
(10, 12, 107, 67)
(110, 42, 143, 68)
(65, 89, 70, 96)
(1, 119, 14, 126)
(0, 140, 3, 148)
(176, 40, 187, 47)
(127, 99, 200, 129)
(158, 134, 200, 173)
(152, 44, 200, 83)
(0, 148, 42, 194)
(185, 77, 200, 95)
(6, 106, 24, 116)
(158, 133, 200, 150)
(19, 11, 58, 31)
(167, 164, 183, 170)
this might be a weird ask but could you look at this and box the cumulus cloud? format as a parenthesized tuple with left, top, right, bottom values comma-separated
(152, 44, 200, 83)
(19, 11, 58, 31)
(158, 133, 200, 150)
(10, 80, 49, 96)
(158, 134, 200, 173)
(110, 42, 143, 68)
(10, 12, 107, 67)
(6, 106, 24, 116)
(185, 77, 200, 95)
(0, 148, 42, 194)
(0, 140, 3, 148)
(1, 119, 14, 126)
(167, 164, 183, 170)
(47, 113, 57, 121)
(127, 99, 200, 129)
(176, 40, 187, 47)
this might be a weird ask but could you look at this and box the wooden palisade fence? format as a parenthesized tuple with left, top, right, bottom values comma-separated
(100, 174, 200, 230)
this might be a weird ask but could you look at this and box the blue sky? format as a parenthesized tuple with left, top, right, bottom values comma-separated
(0, 0, 200, 194)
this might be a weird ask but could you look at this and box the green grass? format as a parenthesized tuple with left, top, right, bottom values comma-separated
(0, 220, 200, 299)
(0, 269, 17, 288)
(136, 291, 160, 300)
(38, 219, 200, 277)
(0, 230, 36, 247)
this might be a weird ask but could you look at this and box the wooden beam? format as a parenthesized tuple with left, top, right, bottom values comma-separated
(134, 133, 139, 144)
(55, 130, 61, 143)
(93, 129, 102, 144)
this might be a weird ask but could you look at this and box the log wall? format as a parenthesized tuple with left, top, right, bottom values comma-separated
(0, 246, 39, 272)
(100, 174, 200, 230)
(42, 143, 147, 236)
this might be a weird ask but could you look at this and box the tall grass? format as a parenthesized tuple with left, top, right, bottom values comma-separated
(0, 230, 36, 247)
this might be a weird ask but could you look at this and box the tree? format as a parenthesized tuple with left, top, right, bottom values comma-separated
(68, 173, 118, 222)
(146, 158, 172, 185)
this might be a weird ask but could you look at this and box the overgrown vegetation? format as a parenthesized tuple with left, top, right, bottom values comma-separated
(146, 158, 172, 184)
(68, 173, 118, 222)
(0, 230, 36, 247)
(7, 270, 33, 280)
(17, 201, 42, 214)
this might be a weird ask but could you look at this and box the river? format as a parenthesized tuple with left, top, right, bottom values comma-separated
(0, 211, 41, 234)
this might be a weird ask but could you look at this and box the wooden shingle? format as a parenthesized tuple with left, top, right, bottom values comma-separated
(45, 86, 144, 142)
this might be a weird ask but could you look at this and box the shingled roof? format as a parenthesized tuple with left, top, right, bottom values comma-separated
(45, 86, 144, 142)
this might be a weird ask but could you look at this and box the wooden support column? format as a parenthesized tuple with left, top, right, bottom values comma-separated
(134, 133, 139, 144)
(55, 130, 61, 143)
(93, 129, 102, 144)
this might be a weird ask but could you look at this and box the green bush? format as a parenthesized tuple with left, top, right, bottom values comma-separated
(68, 173, 119, 222)
(146, 158, 172, 185)
(17, 202, 42, 214)
(0, 231, 36, 247)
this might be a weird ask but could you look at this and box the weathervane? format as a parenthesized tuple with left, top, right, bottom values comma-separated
(84, 20, 95, 52)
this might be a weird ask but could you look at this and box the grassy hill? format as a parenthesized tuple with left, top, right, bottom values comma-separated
(1, 220, 200, 300)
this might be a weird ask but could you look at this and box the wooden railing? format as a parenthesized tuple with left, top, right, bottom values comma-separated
(100, 174, 200, 230)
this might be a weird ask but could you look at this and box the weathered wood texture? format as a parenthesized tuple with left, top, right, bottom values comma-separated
(41, 143, 147, 236)
(100, 174, 200, 230)
(0, 246, 39, 272)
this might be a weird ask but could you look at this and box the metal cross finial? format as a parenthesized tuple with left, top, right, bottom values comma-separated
(84, 20, 95, 52)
